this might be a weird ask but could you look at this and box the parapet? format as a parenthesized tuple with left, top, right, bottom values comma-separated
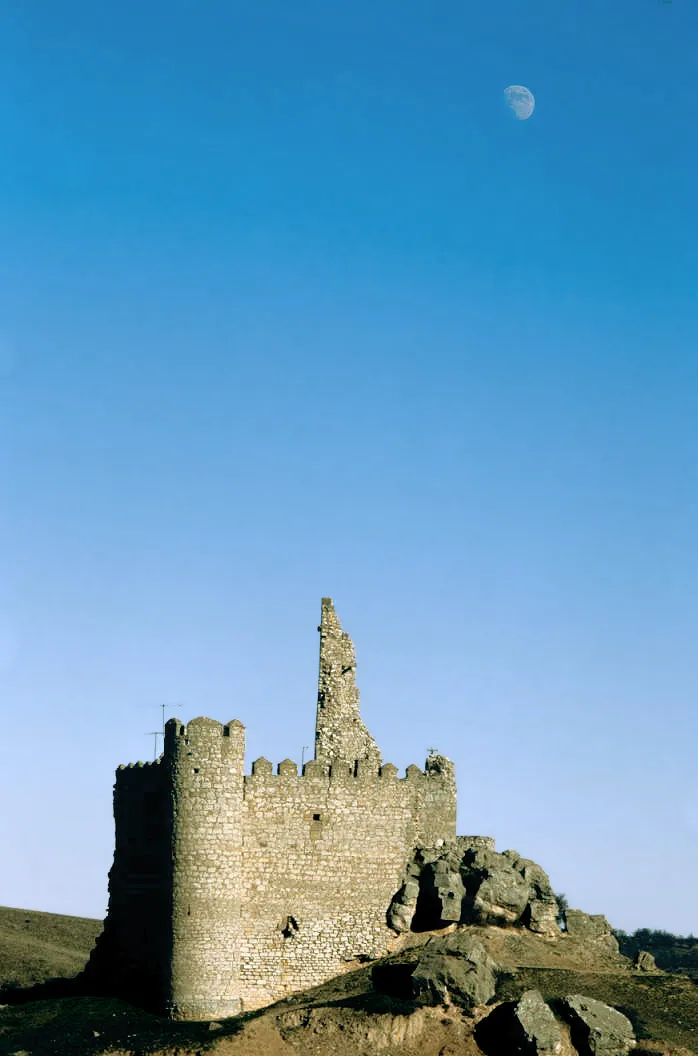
(164, 716, 245, 755)
(113, 757, 167, 797)
(118, 759, 162, 770)
(244, 758, 451, 783)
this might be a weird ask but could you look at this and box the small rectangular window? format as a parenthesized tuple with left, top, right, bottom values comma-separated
(313, 813, 321, 821)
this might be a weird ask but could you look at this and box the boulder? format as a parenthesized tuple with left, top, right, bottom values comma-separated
(513, 990, 564, 1054)
(465, 848, 530, 926)
(527, 899, 561, 937)
(387, 878, 420, 932)
(634, 949, 658, 972)
(562, 994, 635, 1056)
(475, 991, 563, 1055)
(387, 901, 416, 933)
(424, 856, 466, 924)
(411, 932, 498, 1011)
(457, 835, 496, 854)
(516, 858, 557, 903)
(564, 911, 620, 955)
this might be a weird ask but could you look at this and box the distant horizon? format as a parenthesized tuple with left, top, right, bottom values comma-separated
(2, 0, 697, 936)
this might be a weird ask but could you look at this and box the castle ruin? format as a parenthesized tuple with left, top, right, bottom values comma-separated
(85, 599, 457, 1020)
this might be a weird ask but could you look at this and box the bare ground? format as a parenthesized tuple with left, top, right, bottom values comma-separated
(0, 908, 696, 1056)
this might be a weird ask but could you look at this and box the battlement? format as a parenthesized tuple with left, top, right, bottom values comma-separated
(245, 757, 453, 782)
(164, 716, 245, 747)
(118, 759, 162, 770)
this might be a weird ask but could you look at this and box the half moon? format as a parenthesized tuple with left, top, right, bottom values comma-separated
(504, 85, 535, 121)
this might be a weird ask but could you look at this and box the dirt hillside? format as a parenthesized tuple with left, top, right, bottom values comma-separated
(0, 906, 102, 989)
(0, 909, 696, 1056)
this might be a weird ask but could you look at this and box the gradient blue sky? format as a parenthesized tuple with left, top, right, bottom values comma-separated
(1, 0, 697, 936)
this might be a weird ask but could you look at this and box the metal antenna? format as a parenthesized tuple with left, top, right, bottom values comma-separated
(428, 747, 439, 756)
(159, 702, 183, 736)
(146, 732, 162, 761)
(301, 745, 310, 767)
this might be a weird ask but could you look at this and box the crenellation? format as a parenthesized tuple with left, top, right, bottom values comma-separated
(354, 759, 379, 779)
(329, 761, 353, 781)
(88, 598, 457, 1020)
(251, 757, 273, 776)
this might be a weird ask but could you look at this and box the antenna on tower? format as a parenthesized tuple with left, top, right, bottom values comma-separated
(146, 732, 162, 761)
(301, 745, 310, 767)
(158, 702, 183, 736)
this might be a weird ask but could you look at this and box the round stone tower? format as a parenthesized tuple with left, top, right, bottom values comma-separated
(164, 716, 246, 1020)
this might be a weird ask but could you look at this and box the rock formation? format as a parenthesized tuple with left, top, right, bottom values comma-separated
(511, 989, 564, 1055)
(475, 988, 565, 1055)
(476, 990, 637, 1056)
(564, 911, 620, 956)
(634, 949, 658, 972)
(410, 932, 499, 1011)
(561, 994, 636, 1056)
(388, 838, 562, 937)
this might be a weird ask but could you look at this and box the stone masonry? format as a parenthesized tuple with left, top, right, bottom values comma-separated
(315, 596, 382, 769)
(84, 599, 457, 1020)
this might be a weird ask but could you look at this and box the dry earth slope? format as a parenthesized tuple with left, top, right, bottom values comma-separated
(0, 908, 697, 1056)
(0, 906, 102, 989)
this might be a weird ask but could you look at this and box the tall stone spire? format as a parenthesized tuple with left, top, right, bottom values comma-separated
(314, 598, 382, 769)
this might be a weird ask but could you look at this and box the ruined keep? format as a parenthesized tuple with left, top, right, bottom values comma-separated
(85, 599, 457, 1020)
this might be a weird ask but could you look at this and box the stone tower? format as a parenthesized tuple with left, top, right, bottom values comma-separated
(166, 716, 246, 1020)
(314, 597, 382, 769)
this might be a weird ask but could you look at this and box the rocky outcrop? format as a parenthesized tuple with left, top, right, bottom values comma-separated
(564, 911, 620, 955)
(387, 856, 422, 933)
(467, 847, 532, 926)
(429, 856, 466, 923)
(388, 839, 562, 937)
(410, 848, 466, 929)
(410, 932, 499, 1011)
(562, 994, 635, 1056)
(477, 989, 564, 1055)
(477, 991, 636, 1056)
(634, 950, 658, 972)
(527, 899, 561, 936)
(512, 989, 565, 1054)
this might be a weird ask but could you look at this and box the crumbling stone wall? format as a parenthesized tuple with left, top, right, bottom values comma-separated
(314, 597, 382, 769)
(87, 599, 457, 1019)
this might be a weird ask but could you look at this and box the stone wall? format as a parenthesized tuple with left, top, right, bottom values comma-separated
(237, 753, 456, 1009)
(82, 759, 171, 1011)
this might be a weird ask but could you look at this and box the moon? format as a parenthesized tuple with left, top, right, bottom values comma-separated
(504, 85, 535, 121)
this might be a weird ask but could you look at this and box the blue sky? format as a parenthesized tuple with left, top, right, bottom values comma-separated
(1, 0, 697, 936)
